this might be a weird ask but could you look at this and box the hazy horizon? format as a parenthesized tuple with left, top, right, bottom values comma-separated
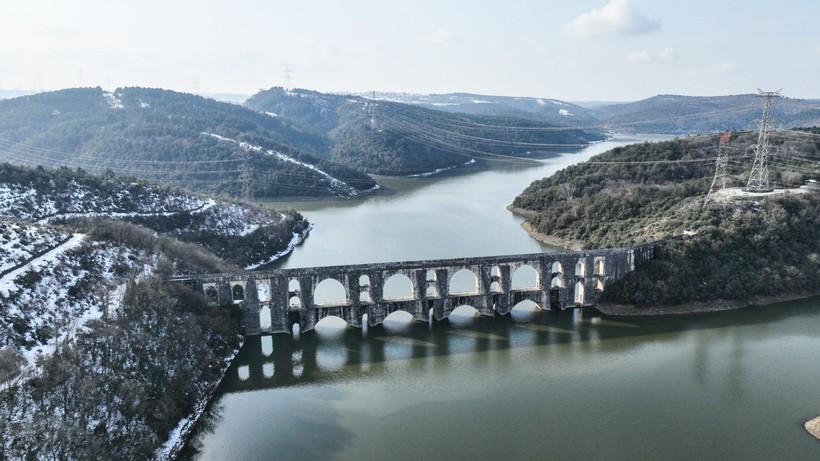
(2, 1, 818, 101)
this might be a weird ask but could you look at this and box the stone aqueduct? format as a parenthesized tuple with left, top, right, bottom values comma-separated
(172, 245, 656, 335)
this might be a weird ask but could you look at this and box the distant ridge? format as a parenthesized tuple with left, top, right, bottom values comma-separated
(592, 94, 820, 134)
(245, 87, 605, 176)
(0, 87, 375, 198)
(363, 91, 820, 134)
(0, 89, 36, 100)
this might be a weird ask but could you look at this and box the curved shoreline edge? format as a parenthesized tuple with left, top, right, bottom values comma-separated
(160, 224, 312, 460)
(507, 205, 584, 251)
(596, 290, 820, 316)
(508, 206, 820, 317)
(157, 343, 243, 460)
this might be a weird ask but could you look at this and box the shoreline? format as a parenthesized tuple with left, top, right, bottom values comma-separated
(506, 206, 820, 317)
(506, 205, 584, 251)
(596, 290, 820, 316)
(157, 342, 243, 461)
(160, 224, 314, 459)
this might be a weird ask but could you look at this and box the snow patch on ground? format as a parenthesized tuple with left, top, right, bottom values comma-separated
(559, 108, 573, 116)
(714, 186, 812, 199)
(408, 159, 476, 178)
(245, 223, 312, 270)
(0, 233, 85, 298)
(181, 201, 276, 238)
(0, 222, 65, 274)
(203, 132, 365, 197)
(104, 91, 124, 109)
(0, 231, 156, 367)
(1, 180, 209, 223)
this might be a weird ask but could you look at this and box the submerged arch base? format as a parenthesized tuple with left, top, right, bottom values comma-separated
(172, 245, 657, 336)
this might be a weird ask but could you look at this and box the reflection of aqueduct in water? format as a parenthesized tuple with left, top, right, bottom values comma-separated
(172, 245, 656, 335)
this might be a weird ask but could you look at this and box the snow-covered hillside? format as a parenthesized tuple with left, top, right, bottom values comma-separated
(0, 164, 311, 361)
(0, 224, 146, 359)
(0, 222, 69, 275)
(0, 124, 313, 461)
(0, 179, 207, 222)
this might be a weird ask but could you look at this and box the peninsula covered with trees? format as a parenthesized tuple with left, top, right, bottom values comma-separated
(511, 129, 820, 307)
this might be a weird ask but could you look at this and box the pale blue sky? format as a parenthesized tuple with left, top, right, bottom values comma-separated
(1, 0, 818, 101)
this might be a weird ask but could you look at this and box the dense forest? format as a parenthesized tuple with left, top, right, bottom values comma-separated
(512, 129, 820, 306)
(245, 87, 606, 175)
(0, 87, 376, 198)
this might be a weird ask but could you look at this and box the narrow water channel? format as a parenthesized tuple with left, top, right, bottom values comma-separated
(183, 136, 820, 460)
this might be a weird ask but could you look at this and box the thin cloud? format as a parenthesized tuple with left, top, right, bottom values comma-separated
(707, 62, 737, 74)
(533, 44, 553, 57)
(564, 0, 660, 38)
(628, 51, 653, 63)
(415, 28, 453, 45)
(628, 47, 675, 63)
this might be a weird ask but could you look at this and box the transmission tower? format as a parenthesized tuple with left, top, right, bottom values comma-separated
(282, 63, 293, 90)
(191, 75, 201, 95)
(240, 154, 253, 199)
(705, 130, 733, 203)
(368, 90, 378, 130)
(745, 89, 780, 192)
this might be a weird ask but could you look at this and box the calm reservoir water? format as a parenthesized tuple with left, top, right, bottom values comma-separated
(184, 136, 820, 460)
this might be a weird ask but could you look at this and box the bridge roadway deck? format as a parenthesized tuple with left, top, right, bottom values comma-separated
(171, 245, 657, 335)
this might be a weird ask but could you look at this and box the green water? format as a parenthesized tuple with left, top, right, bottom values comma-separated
(183, 136, 819, 460)
(186, 299, 820, 460)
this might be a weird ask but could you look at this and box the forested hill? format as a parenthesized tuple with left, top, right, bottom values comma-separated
(0, 87, 376, 198)
(252, 89, 820, 137)
(593, 94, 820, 134)
(245, 87, 606, 176)
(512, 129, 820, 306)
(365, 91, 601, 126)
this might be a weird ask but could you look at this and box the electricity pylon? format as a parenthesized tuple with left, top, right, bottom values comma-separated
(368, 90, 378, 130)
(240, 154, 253, 200)
(745, 89, 780, 192)
(282, 63, 293, 90)
(705, 130, 733, 203)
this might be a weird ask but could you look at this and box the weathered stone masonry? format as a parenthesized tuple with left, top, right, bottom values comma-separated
(171, 244, 657, 336)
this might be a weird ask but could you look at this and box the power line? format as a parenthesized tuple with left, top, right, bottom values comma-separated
(0, 91, 816, 193)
